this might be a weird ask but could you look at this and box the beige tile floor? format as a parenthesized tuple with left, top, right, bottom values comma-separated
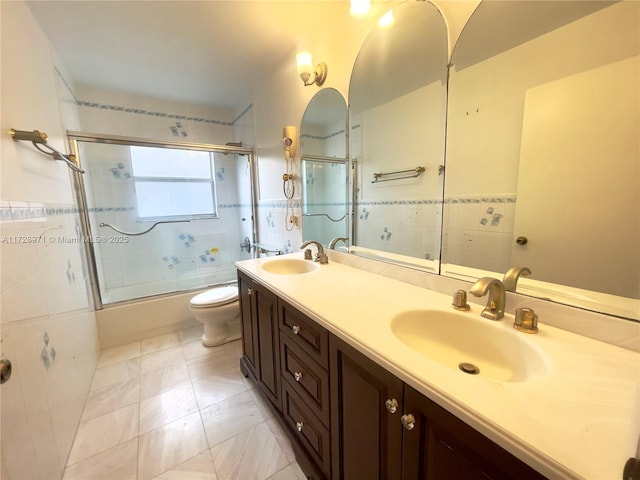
(63, 326, 307, 480)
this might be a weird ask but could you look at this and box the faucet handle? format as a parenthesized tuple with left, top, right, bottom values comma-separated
(317, 253, 328, 264)
(452, 290, 470, 311)
(514, 307, 539, 334)
(303, 249, 312, 260)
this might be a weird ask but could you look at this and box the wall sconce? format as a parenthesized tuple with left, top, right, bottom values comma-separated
(350, 0, 371, 18)
(378, 10, 395, 28)
(296, 51, 327, 87)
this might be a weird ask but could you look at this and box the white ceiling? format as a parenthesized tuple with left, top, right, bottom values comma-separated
(26, 1, 359, 110)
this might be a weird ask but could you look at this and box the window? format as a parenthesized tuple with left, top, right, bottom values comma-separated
(130, 146, 217, 220)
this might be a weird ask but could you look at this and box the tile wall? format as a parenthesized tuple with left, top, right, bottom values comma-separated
(1, 3, 102, 478)
(350, 81, 447, 262)
(0, 201, 100, 479)
(81, 143, 254, 304)
(300, 120, 348, 246)
(442, 194, 517, 273)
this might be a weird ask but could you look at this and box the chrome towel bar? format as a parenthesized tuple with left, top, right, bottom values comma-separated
(372, 166, 425, 183)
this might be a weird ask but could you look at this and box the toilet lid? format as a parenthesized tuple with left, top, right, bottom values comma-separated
(190, 285, 238, 307)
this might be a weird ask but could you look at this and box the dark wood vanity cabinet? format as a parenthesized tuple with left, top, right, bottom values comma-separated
(237, 272, 281, 410)
(401, 384, 546, 480)
(279, 298, 332, 478)
(330, 334, 404, 480)
(237, 271, 547, 480)
(330, 336, 546, 480)
(238, 272, 258, 377)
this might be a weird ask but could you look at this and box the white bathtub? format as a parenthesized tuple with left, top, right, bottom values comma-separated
(96, 278, 237, 349)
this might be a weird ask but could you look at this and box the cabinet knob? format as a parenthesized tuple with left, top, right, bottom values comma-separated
(0, 359, 12, 384)
(296, 421, 304, 432)
(292, 325, 300, 335)
(247, 288, 254, 296)
(385, 398, 399, 414)
(401, 414, 416, 431)
(294, 371, 303, 382)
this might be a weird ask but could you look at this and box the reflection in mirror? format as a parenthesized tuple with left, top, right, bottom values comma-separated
(443, 1, 639, 320)
(349, 1, 448, 271)
(300, 88, 349, 247)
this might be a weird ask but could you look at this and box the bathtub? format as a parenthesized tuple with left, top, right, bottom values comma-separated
(96, 278, 236, 349)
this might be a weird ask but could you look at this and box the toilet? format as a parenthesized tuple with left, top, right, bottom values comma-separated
(189, 284, 241, 347)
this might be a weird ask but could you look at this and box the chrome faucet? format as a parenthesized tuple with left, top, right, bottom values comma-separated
(503, 266, 531, 292)
(300, 240, 328, 264)
(469, 277, 506, 320)
(328, 237, 348, 250)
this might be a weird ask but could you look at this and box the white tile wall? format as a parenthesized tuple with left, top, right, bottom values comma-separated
(1, 3, 101, 479)
(441, 195, 516, 273)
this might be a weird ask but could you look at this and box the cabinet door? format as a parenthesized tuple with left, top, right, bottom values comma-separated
(237, 272, 258, 377)
(402, 385, 546, 480)
(255, 285, 281, 410)
(330, 334, 404, 480)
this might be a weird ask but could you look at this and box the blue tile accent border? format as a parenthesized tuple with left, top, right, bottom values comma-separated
(444, 195, 516, 204)
(301, 129, 346, 141)
(55, 67, 252, 128)
(258, 199, 302, 209)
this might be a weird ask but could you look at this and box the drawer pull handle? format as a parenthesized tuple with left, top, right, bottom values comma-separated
(247, 288, 254, 296)
(296, 421, 304, 432)
(292, 325, 301, 335)
(385, 398, 398, 414)
(294, 371, 303, 382)
(401, 414, 416, 431)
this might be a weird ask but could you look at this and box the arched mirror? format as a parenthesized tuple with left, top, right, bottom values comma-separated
(300, 88, 349, 247)
(443, 1, 639, 320)
(348, 1, 448, 270)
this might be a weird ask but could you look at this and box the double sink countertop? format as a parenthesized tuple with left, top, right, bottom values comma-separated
(236, 252, 640, 480)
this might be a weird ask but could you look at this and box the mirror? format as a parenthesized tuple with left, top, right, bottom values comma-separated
(300, 88, 349, 247)
(443, 0, 639, 320)
(349, 1, 448, 270)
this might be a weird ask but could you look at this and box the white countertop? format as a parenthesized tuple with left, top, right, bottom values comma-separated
(236, 253, 640, 480)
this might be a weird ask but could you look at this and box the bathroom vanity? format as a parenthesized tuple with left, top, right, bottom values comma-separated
(236, 253, 639, 480)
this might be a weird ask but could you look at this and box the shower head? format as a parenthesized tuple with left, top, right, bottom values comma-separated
(10, 129, 48, 144)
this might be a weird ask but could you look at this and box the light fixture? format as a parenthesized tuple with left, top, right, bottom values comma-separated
(378, 10, 395, 28)
(350, 0, 371, 18)
(296, 51, 327, 87)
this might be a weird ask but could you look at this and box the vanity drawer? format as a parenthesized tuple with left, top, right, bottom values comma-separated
(278, 299, 329, 369)
(282, 379, 331, 478)
(280, 334, 330, 428)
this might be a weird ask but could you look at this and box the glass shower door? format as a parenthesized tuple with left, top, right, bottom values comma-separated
(301, 158, 348, 246)
(73, 136, 255, 306)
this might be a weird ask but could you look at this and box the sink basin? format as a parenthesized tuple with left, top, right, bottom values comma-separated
(390, 310, 550, 383)
(260, 258, 320, 275)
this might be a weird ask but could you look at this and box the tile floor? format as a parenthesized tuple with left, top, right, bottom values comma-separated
(62, 326, 307, 480)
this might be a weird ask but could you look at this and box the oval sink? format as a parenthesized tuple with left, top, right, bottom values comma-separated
(390, 310, 550, 383)
(260, 258, 320, 275)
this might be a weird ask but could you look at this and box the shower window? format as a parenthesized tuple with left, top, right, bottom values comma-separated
(130, 146, 218, 220)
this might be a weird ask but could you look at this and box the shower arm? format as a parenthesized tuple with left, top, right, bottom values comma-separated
(100, 220, 191, 236)
(10, 129, 85, 174)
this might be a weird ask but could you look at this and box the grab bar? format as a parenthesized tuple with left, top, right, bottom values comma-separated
(303, 212, 346, 223)
(10, 129, 85, 174)
(372, 166, 425, 183)
(99, 219, 190, 236)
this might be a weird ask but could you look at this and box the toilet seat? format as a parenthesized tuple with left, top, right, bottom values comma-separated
(189, 285, 238, 308)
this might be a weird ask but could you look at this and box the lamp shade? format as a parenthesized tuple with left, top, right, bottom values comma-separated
(296, 51, 314, 77)
(350, 0, 370, 18)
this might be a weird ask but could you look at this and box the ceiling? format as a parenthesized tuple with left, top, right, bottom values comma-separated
(26, 1, 360, 110)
